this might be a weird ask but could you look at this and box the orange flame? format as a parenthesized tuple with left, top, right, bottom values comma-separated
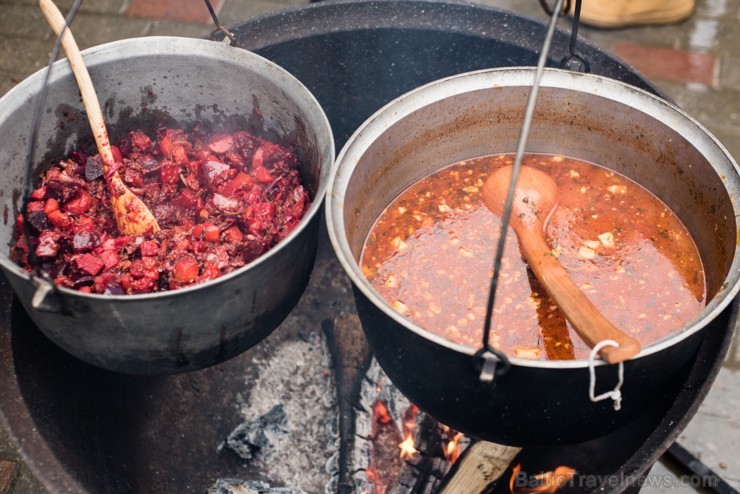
(510, 464, 576, 493)
(398, 432, 419, 460)
(444, 432, 464, 463)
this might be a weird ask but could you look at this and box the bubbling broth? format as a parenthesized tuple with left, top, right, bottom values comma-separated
(360, 153, 706, 360)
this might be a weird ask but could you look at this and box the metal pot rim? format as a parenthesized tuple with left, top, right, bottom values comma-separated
(326, 66, 740, 369)
(0, 36, 334, 301)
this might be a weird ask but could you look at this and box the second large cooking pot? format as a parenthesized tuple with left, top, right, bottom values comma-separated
(326, 67, 740, 446)
(0, 37, 334, 374)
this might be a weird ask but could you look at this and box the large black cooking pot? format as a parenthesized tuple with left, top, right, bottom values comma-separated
(326, 67, 740, 447)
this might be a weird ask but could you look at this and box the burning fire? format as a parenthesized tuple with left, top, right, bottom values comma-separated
(366, 398, 467, 493)
(510, 464, 577, 493)
(443, 432, 464, 463)
(398, 405, 420, 460)
(398, 432, 419, 459)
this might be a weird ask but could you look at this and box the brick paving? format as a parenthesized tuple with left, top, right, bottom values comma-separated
(0, 0, 737, 492)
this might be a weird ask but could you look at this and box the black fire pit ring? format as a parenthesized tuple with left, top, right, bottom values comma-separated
(0, 1, 736, 492)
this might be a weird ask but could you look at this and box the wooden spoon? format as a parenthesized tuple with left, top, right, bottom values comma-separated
(481, 165, 641, 364)
(39, 0, 160, 236)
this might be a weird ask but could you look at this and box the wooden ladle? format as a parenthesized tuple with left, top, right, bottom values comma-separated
(481, 165, 641, 364)
(39, 0, 160, 236)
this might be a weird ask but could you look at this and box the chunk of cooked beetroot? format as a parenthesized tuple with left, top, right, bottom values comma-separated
(139, 239, 159, 257)
(75, 216, 96, 231)
(172, 254, 199, 283)
(123, 167, 144, 188)
(104, 281, 125, 295)
(94, 273, 125, 295)
(223, 225, 243, 243)
(47, 210, 71, 229)
(183, 171, 201, 191)
(138, 155, 161, 175)
(160, 162, 180, 184)
(253, 202, 276, 223)
(35, 231, 60, 257)
(220, 172, 253, 197)
(99, 236, 131, 251)
(192, 222, 218, 241)
(63, 189, 93, 215)
(160, 129, 191, 165)
(75, 253, 104, 276)
(120, 130, 152, 154)
(252, 142, 295, 169)
(98, 249, 119, 270)
(129, 257, 159, 280)
(234, 131, 256, 155)
(240, 239, 268, 263)
(198, 262, 221, 282)
(26, 211, 51, 233)
(208, 134, 234, 154)
(85, 155, 104, 181)
(72, 230, 100, 253)
(30, 186, 46, 200)
(43, 198, 59, 214)
(212, 193, 240, 212)
(201, 160, 230, 184)
(172, 189, 201, 210)
(204, 223, 220, 242)
(46, 180, 81, 203)
(252, 166, 274, 184)
(152, 203, 177, 224)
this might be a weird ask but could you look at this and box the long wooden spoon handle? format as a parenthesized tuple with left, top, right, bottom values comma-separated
(39, 0, 114, 168)
(516, 226, 642, 364)
(39, 0, 160, 236)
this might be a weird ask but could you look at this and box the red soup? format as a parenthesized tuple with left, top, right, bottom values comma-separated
(360, 153, 706, 360)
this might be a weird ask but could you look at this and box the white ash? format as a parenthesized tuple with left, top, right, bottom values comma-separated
(223, 331, 339, 493)
(208, 478, 308, 494)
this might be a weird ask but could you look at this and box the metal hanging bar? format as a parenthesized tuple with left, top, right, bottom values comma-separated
(477, 0, 566, 383)
(20, 0, 83, 314)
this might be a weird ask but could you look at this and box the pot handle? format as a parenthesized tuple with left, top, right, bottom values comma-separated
(31, 276, 67, 313)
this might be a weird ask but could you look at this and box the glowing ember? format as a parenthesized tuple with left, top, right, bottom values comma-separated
(398, 432, 419, 460)
(374, 400, 392, 424)
(510, 464, 577, 493)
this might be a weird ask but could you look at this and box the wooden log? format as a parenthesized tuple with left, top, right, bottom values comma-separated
(439, 441, 521, 494)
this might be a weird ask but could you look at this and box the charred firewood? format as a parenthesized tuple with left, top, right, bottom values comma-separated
(224, 405, 289, 461)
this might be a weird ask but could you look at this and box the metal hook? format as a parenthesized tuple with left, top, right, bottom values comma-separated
(539, 0, 571, 16)
(561, 0, 591, 73)
(475, 348, 511, 384)
(203, 0, 236, 47)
